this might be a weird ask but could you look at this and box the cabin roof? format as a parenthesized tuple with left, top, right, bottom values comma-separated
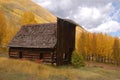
(8, 23, 57, 48)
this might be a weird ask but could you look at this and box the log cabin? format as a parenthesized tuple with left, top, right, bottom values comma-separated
(8, 17, 80, 66)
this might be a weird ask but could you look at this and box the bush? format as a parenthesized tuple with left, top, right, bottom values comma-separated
(71, 50, 85, 67)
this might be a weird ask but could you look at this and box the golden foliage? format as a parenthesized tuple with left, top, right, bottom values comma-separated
(112, 37, 120, 65)
(0, 10, 7, 45)
(77, 32, 120, 64)
(20, 11, 37, 25)
(0, 10, 19, 46)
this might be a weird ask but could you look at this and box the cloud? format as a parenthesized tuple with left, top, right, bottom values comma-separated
(88, 20, 120, 33)
(33, 0, 120, 34)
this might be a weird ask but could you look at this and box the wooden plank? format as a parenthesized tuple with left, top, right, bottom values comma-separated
(9, 55, 19, 57)
(9, 52, 18, 54)
(9, 54, 19, 56)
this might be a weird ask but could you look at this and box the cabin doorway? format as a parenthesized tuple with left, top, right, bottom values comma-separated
(39, 53, 43, 59)
(19, 52, 22, 58)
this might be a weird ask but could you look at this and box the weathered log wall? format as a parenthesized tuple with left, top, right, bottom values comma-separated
(9, 47, 54, 62)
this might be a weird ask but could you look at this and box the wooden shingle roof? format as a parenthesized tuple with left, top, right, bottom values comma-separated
(8, 23, 57, 48)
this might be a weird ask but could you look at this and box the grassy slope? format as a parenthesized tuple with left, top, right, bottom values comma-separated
(0, 54, 120, 80)
(0, 0, 56, 27)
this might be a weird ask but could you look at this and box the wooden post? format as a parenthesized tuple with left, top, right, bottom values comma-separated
(8, 47, 11, 58)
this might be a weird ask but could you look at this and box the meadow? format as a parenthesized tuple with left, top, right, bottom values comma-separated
(0, 53, 120, 80)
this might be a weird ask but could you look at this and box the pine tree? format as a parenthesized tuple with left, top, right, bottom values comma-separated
(71, 50, 85, 67)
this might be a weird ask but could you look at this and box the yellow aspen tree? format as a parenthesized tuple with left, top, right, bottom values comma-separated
(92, 33, 97, 55)
(101, 34, 107, 57)
(86, 32, 93, 60)
(3, 26, 19, 46)
(84, 32, 89, 56)
(0, 10, 7, 46)
(112, 37, 120, 65)
(77, 32, 86, 57)
(86, 33, 93, 57)
(105, 35, 113, 59)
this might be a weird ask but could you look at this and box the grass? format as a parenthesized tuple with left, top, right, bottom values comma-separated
(0, 53, 120, 80)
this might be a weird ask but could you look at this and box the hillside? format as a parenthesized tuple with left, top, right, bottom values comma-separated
(0, 0, 56, 27)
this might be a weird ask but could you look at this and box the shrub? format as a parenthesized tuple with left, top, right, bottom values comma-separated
(71, 50, 85, 67)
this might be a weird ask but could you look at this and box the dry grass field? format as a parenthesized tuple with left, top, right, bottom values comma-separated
(0, 53, 120, 80)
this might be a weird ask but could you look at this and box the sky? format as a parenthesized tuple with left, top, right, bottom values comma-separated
(33, 0, 120, 37)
